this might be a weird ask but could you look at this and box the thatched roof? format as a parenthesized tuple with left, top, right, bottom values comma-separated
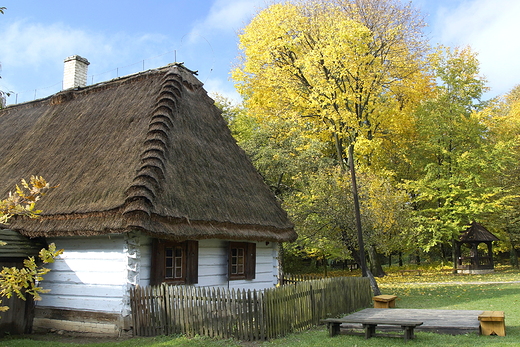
(459, 222, 499, 242)
(0, 64, 296, 242)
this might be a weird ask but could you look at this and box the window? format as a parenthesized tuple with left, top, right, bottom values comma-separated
(151, 239, 198, 285)
(165, 244, 184, 280)
(228, 242, 256, 280)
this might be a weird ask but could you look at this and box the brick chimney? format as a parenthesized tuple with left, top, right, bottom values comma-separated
(63, 55, 90, 89)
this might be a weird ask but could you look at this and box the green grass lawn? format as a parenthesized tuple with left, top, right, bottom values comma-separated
(2, 268, 519, 347)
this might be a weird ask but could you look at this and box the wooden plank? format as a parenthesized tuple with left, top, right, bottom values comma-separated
(323, 318, 422, 341)
(478, 311, 504, 321)
(336, 308, 483, 335)
(323, 318, 423, 326)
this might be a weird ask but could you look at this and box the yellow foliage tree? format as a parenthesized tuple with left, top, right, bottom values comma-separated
(0, 176, 63, 312)
(234, 0, 430, 167)
(481, 85, 520, 265)
(233, 0, 430, 283)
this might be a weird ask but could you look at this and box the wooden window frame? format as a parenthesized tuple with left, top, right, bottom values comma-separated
(228, 242, 256, 280)
(151, 239, 198, 285)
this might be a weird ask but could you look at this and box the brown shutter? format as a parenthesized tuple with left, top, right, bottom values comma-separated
(227, 242, 232, 280)
(186, 240, 199, 284)
(246, 242, 256, 280)
(150, 238, 164, 285)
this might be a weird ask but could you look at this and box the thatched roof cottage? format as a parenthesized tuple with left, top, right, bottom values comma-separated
(0, 56, 296, 336)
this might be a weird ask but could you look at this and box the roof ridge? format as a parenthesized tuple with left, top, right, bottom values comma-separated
(122, 69, 184, 228)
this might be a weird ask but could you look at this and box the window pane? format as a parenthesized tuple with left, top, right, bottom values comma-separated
(231, 247, 245, 275)
(174, 246, 183, 279)
(165, 247, 174, 279)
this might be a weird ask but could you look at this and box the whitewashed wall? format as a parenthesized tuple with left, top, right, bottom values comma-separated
(36, 235, 128, 314)
(38, 234, 280, 316)
(138, 238, 280, 291)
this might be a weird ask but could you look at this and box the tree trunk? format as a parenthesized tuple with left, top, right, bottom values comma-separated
(347, 144, 381, 295)
(366, 269, 381, 296)
(368, 244, 386, 277)
(348, 144, 368, 277)
(323, 258, 328, 277)
(511, 241, 519, 269)
(347, 243, 363, 268)
(335, 137, 380, 294)
(278, 242, 285, 285)
(346, 245, 380, 295)
(452, 240, 458, 274)
(440, 243, 449, 264)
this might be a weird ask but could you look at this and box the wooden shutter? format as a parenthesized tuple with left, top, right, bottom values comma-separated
(151, 239, 198, 285)
(150, 238, 164, 286)
(186, 240, 199, 284)
(228, 242, 256, 280)
(246, 242, 256, 280)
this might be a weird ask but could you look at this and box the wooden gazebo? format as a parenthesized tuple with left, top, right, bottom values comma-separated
(455, 222, 499, 274)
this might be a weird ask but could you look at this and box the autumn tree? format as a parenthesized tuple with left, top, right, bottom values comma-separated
(233, 0, 429, 288)
(479, 85, 520, 267)
(215, 95, 344, 273)
(403, 46, 515, 266)
(0, 176, 62, 312)
(216, 96, 401, 275)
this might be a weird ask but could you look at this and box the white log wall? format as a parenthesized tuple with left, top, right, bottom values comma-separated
(138, 238, 279, 290)
(37, 235, 127, 314)
(38, 234, 280, 316)
(195, 239, 279, 291)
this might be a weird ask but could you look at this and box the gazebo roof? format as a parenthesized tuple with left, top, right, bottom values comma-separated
(459, 222, 499, 242)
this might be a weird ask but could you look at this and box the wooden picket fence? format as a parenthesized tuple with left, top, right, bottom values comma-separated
(130, 276, 371, 340)
(279, 273, 323, 284)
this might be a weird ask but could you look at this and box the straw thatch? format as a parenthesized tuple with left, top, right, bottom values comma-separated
(0, 64, 296, 242)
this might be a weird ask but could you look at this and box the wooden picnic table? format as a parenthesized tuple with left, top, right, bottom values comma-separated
(329, 308, 484, 336)
(322, 317, 423, 341)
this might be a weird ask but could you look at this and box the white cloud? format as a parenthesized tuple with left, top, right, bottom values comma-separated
(1, 21, 108, 69)
(0, 19, 170, 102)
(187, 0, 267, 43)
(0, 20, 169, 70)
(204, 77, 242, 104)
(433, 0, 520, 96)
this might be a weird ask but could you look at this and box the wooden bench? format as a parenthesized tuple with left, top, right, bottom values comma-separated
(322, 317, 423, 342)
(373, 294, 397, 308)
(478, 311, 505, 336)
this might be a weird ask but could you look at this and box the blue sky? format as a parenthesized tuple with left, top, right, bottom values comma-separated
(0, 0, 518, 105)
